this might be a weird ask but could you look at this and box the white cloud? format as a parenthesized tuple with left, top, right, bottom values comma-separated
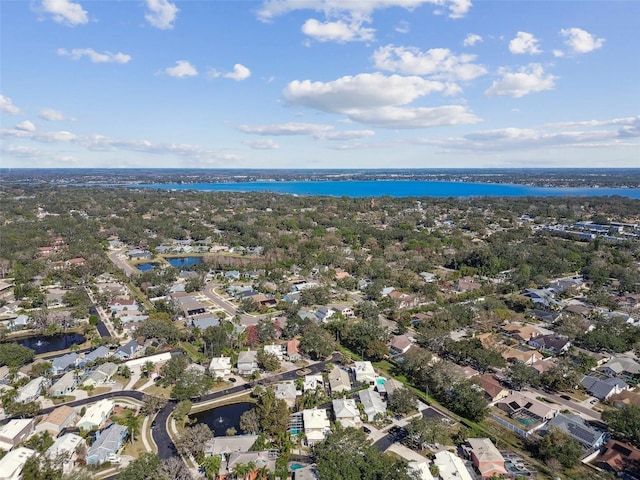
(372, 44, 487, 81)
(238, 122, 376, 140)
(283, 72, 478, 128)
(144, 0, 179, 30)
(485, 64, 556, 98)
(284, 73, 454, 112)
(0, 94, 21, 115)
(1, 128, 77, 143)
(463, 33, 482, 47)
(38, 0, 88, 26)
(301, 18, 375, 42)
(160, 60, 198, 78)
(345, 105, 480, 128)
(560, 27, 605, 54)
(223, 64, 251, 81)
(57, 48, 131, 64)
(395, 21, 410, 34)
(243, 139, 281, 150)
(509, 32, 542, 55)
(552, 50, 564, 58)
(15, 120, 36, 132)
(412, 115, 639, 151)
(40, 108, 73, 121)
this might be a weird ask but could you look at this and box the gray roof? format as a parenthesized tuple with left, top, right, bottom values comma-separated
(84, 346, 109, 363)
(601, 357, 640, 375)
(87, 424, 127, 464)
(581, 376, 627, 401)
(52, 353, 79, 372)
(203, 434, 258, 457)
(191, 316, 220, 329)
(546, 414, 604, 447)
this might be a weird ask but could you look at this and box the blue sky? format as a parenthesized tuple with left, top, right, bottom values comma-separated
(1, 0, 638, 169)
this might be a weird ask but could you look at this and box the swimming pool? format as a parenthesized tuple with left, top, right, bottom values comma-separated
(290, 463, 305, 471)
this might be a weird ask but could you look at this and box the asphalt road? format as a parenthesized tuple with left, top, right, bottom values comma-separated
(107, 248, 140, 278)
(530, 387, 601, 420)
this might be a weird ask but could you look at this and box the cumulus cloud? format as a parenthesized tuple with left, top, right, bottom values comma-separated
(301, 18, 375, 42)
(1, 128, 77, 143)
(223, 64, 251, 81)
(40, 108, 74, 121)
(38, 0, 88, 26)
(283, 72, 479, 128)
(0, 94, 21, 115)
(57, 48, 131, 64)
(145, 0, 179, 30)
(560, 27, 605, 54)
(243, 139, 280, 150)
(463, 33, 482, 47)
(372, 44, 487, 81)
(509, 31, 542, 54)
(160, 60, 198, 78)
(15, 120, 36, 132)
(485, 64, 556, 98)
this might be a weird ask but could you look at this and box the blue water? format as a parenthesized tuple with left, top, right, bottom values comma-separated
(190, 402, 254, 436)
(167, 256, 203, 267)
(130, 180, 640, 199)
(290, 463, 305, 471)
(14, 333, 86, 355)
(137, 263, 157, 272)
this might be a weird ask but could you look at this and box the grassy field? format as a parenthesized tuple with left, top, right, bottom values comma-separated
(143, 384, 172, 398)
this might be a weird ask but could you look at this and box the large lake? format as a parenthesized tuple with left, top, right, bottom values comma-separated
(129, 181, 640, 199)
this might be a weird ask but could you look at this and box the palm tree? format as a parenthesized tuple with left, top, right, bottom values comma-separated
(123, 414, 141, 443)
(141, 360, 155, 378)
(200, 455, 221, 480)
(232, 462, 250, 479)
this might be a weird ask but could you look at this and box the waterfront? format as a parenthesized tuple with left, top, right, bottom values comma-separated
(11, 333, 86, 355)
(129, 180, 640, 199)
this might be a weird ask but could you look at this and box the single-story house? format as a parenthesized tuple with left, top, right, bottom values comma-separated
(478, 375, 509, 403)
(496, 392, 558, 421)
(597, 440, 640, 478)
(203, 434, 259, 458)
(83, 346, 110, 364)
(114, 340, 142, 360)
(433, 450, 474, 480)
(16, 376, 46, 403)
(49, 372, 78, 397)
(86, 423, 128, 465)
(543, 414, 607, 449)
(581, 376, 630, 401)
(600, 357, 640, 377)
(287, 339, 301, 362)
(0, 447, 36, 480)
(528, 334, 571, 355)
(358, 388, 387, 421)
(328, 368, 352, 393)
(263, 344, 284, 361)
(77, 399, 114, 431)
(36, 405, 77, 437)
(0, 418, 36, 451)
(45, 433, 84, 465)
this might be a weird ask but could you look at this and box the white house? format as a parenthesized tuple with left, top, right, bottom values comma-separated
(237, 350, 258, 376)
(46, 433, 84, 471)
(209, 357, 232, 378)
(354, 361, 377, 385)
(433, 451, 473, 480)
(302, 408, 331, 446)
(263, 344, 284, 361)
(332, 398, 361, 429)
(16, 377, 46, 403)
(0, 447, 36, 480)
(303, 374, 323, 392)
(358, 388, 387, 422)
(77, 399, 114, 431)
(0, 419, 36, 452)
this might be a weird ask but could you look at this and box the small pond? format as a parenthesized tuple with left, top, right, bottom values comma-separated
(166, 256, 204, 268)
(190, 402, 254, 436)
(137, 263, 158, 272)
(12, 333, 86, 355)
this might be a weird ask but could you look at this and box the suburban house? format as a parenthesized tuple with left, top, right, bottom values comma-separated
(209, 357, 232, 378)
(86, 423, 128, 465)
(332, 398, 361, 429)
(49, 372, 78, 397)
(501, 323, 543, 342)
(77, 399, 114, 431)
(263, 344, 284, 361)
(581, 376, 630, 401)
(0, 418, 36, 451)
(315, 306, 334, 323)
(358, 388, 387, 421)
(478, 374, 509, 403)
(114, 340, 142, 360)
(408, 461, 435, 480)
(464, 438, 508, 479)
(328, 304, 355, 317)
(0, 447, 36, 480)
(528, 334, 571, 355)
(388, 335, 413, 356)
(596, 440, 640, 478)
(328, 368, 352, 394)
(287, 339, 301, 362)
(16, 376, 46, 403)
(433, 450, 474, 480)
(36, 406, 77, 437)
(500, 346, 543, 365)
(600, 357, 640, 378)
(543, 414, 607, 449)
(218, 451, 276, 480)
(83, 346, 110, 364)
(303, 374, 323, 392)
(388, 290, 420, 309)
(83, 362, 118, 388)
(237, 350, 258, 376)
(496, 392, 558, 423)
(45, 433, 84, 470)
(354, 361, 377, 385)
(202, 434, 259, 458)
(274, 381, 301, 408)
(522, 288, 563, 308)
(51, 353, 80, 375)
(302, 408, 331, 446)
